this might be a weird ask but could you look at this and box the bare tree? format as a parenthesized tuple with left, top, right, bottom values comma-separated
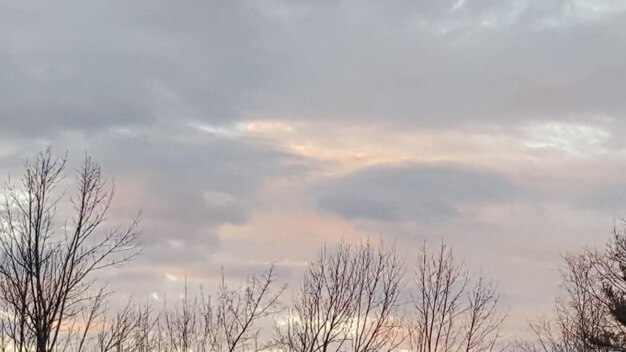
(0, 149, 140, 352)
(90, 300, 153, 352)
(160, 266, 283, 352)
(521, 239, 626, 352)
(276, 240, 404, 352)
(517, 220, 626, 352)
(409, 241, 505, 352)
(513, 318, 580, 352)
(53, 292, 157, 352)
(558, 252, 619, 351)
(519, 319, 598, 352)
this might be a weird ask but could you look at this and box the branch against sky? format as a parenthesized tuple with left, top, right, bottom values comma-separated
(409, 241, 506, 352)
(159, 265, 284, 352)
(276, 240, 405, 352)
(0, 148, 141, 352)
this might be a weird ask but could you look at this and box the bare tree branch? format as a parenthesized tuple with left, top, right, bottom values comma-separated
(277, 240, 405, 352)
(0, 149, 141, 352)
(409, 241, 505, 352)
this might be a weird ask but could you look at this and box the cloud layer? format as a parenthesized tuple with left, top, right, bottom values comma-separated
(315, 163, 518, 222)
(3, 0, 626, 338)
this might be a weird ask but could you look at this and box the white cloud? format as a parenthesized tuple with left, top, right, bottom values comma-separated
(189, 122, 247, 138)
(521, 121, 611, 157)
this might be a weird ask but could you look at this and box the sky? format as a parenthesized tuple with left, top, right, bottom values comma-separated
(2, 0, 626, 338)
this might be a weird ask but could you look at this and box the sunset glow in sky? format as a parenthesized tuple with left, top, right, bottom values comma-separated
(2, 0, 626, 338)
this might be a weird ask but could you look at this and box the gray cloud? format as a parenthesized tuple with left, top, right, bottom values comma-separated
(3, 0, 626, 139)
(314, 163, 518, 222)
(89, 128, 310, 263)
(0, 0, 288, 136)
(253, 0, 626, 129)
(578, 183, 626, 216)
(0, 124, 312, 283)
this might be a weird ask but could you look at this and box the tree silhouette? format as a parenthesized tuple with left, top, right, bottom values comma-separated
(0, 149, 140, 352)
(409, 241, 505, 352)
(276, 241, 405, 352)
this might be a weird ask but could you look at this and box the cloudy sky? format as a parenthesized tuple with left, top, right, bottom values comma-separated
(2, 0, 626, 337)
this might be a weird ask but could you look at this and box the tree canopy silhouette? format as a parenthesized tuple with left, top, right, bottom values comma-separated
(0, 149, 140, 352)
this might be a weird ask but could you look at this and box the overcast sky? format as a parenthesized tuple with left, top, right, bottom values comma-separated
(2, 0, 626, 337)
